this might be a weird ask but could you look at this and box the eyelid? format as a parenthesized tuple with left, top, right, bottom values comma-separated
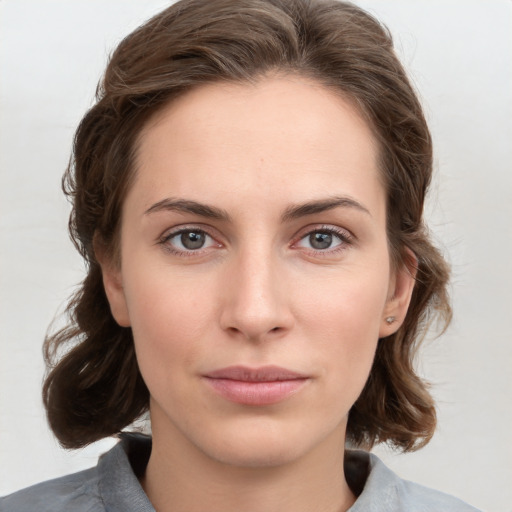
(160, 223, 209, 240)
(158, 224, 223, 255)
(157, 223, 354, 258)
(290, 224, 355, 253)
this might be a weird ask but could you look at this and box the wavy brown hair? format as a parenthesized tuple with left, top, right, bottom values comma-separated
(43, 0, 451, 451)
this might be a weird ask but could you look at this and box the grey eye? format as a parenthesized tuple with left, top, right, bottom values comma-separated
(296, 229, 345, 252)
(309, 232, 333, 250)
(165, 229, 217, 252)
(180, 231, 206, 250)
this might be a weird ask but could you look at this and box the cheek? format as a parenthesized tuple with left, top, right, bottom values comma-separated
(298, 265, 389, 337)
(295, 265, 389, 386)
(122, 263, 219, 381)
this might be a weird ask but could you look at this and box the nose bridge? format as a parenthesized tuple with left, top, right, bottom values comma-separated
(221, 239, 291, 340)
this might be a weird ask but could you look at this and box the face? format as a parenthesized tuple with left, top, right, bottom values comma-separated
(102, 76, 414, 468)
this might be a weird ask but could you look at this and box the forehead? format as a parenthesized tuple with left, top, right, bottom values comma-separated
(130, 75, 383, 219)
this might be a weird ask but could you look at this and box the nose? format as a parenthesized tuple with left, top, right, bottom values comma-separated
(219, 248, 294, 342)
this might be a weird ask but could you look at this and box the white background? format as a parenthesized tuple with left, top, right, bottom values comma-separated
(1, 1, 511, 511)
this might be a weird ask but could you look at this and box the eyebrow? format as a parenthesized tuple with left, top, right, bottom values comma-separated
(281, 195, 371, 221)
(144, 195, 370, 221)
(144, 198, 231, 220)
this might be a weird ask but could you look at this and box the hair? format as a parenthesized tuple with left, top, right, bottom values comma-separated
(43, 0, 451, 451)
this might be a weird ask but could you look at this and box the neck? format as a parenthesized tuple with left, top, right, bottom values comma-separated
(141, 420, 356, 512)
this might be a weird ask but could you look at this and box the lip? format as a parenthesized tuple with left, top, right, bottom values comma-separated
(203, 365, 310, 406)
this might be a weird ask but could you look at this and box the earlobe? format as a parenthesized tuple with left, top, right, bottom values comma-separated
(379, 248, 417, 338)
(93, 235, 131, 328)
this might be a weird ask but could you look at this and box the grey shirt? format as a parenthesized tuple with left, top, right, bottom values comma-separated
(1, 433, 480, 511)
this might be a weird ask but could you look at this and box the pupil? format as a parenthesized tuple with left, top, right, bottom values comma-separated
(310, 232, 332, 250)
(181, 231, 205, 250)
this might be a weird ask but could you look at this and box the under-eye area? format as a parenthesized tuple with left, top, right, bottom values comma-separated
(156, 222, 355, 260)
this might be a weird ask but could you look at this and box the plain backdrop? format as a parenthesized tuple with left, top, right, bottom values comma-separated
(1, 1, 511, 511)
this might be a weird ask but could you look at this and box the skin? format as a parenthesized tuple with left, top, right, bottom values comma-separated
(99, 75, 415, 512)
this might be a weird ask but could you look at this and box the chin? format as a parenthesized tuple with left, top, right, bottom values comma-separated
(191, 414, 345, 470)
(205, 434, 306, 469)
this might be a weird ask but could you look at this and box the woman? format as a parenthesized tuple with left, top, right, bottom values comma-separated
(1, 0, 481, 510)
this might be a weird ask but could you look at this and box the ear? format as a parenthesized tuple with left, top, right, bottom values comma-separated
(93, 234, 131, 328)
(379, 248, 417, 338)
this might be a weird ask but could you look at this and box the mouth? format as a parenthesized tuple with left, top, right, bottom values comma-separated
(203, 365, 310, 406)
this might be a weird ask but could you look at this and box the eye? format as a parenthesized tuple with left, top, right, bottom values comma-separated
(161, 228, 219, 254)
(306, 231, 340, 250)
(295, 227, 351, 253)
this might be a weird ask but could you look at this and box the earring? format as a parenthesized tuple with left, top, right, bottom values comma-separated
(385, 316, 395, 325)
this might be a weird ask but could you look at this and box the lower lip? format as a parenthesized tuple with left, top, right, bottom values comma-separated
(204, 378, 308, 405)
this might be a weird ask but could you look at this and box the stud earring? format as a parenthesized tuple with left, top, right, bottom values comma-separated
(385, 316, 395, 325)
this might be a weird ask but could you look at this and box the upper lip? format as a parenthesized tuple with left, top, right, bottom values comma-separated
(204, 365, 308, 382)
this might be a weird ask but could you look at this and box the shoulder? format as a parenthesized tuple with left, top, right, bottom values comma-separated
(0, 433, 153, 512)
(346, 450, 482, 512)
(388, 471, 481, 512)
(0, 467, 103, 512)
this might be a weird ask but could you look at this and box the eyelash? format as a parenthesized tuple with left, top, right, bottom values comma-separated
(159, 226, 219, 257)
(292, 225, 353, 257)
(158, 225, 354, 257)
